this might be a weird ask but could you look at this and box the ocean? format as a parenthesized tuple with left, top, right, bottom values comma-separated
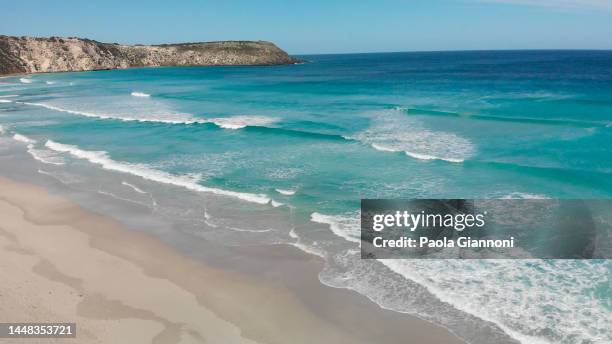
(1, 50, 611, 344)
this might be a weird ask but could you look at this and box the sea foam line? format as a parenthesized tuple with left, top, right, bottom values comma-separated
(19, 101, 198, 124)
(404, 150, 464, 163)
(209, 115, 278, 129)
(10, 132, 64, 165)
(311, 212, 361, 244)
(18, 101, 278, 129)
(97, 189, 149, 208)
(275, 188, 296, 196)
(377, 259, 603, 344)
(288, 227, 326, 258)
(370, 143, 464, 163)
(270, 200, 284, 207)
(27, 145, 65, 165)
(44, 140, 271, 204)
(121, 181, 147, 194)
(121, 181, 158, 207)
(353, 110, 475, 164)
(12, 133, 36, 144)
(227, 226, 274, 233)
(131, 91, 150, 97)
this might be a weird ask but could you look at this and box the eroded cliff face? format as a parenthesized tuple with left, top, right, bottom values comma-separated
(0, 35, 298, 75)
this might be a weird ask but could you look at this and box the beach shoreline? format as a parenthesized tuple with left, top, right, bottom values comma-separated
(0, 175, 465, 344)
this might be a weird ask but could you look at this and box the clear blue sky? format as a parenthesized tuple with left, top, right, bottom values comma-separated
(1, 0, 611, 54)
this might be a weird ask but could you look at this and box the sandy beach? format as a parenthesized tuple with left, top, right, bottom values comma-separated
(0, 176, 464, 344)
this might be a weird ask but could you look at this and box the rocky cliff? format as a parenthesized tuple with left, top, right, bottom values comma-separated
(0, 35, 298, 75)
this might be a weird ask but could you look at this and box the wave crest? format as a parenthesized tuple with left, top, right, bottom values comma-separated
(18, 101, 277, 129)
(353, 110, 475, 163)
(311, 212, 361, 243)
(44, 140, 271, 204)
(209, 115, 278, 129)
(131, 91, 151, 97)
(12, 133, 36, 144)
(275, 188, 296, 196)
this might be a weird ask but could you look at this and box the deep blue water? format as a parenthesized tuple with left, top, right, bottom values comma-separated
(1, 50, 611, 344)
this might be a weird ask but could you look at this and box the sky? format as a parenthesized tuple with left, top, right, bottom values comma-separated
(1, 0, 611, 54)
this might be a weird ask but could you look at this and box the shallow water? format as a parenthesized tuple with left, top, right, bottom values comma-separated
(1, 50, 611, 344)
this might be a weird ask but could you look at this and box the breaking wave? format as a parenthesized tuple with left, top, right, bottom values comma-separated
(27, 145, 66, 165)
(18, 101, 277, 129)
(131, 91, 150, 97)
(19, 101, 198, 124)
(12, 133, 36, 144)
(310, 212, 361, 244)
(380, 259, 611, 344)
(210, 115, 278, 129)
(275, 188, 296, 196)
(352, 110, 475, 163)
(44, 140, 271, 204)
(9, 132, 65, 165)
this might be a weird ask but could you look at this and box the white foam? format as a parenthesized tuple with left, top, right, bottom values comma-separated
(288, 228, 326, 258)
(209, 115, 278, 129)
(380, 259, 610, 344)
(96, 189, 148, 207)
(227, 226, 273, 233)
(0, 125, 4, 134)
(404, 151, 464, 163)
(27, 145, 65, 165)
(0, 95, 19, 98)
(371, 142, 465, 162)
(121, 181, 147, 194)
(501, 192, 550, 199)
(19, 102, 198, 124)
(18, 102, 277, 130)
(370, 143, 399, 152)
(270, 200, 284, 207)
(311, 212, 361, 244)
(19, 78, 33, 84)
(131, 91, 150, 97)
(121, 181, 157, 207)
(45, 140, 271, 204)
(0, 99, 11, 103)
(12, 133, 36, 144)
(275, 188, 296, 196)
(46, 81, 56, 85)
(353, 110, 475, 163)
(203, 208, 219, 228)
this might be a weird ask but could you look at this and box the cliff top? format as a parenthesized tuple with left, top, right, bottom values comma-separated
(0, 35, 298, 75)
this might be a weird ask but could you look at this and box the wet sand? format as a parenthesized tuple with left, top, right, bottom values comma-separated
(0, 176, 464, 344)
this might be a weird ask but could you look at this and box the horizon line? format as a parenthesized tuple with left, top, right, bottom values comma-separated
(294, 47, 612, 56)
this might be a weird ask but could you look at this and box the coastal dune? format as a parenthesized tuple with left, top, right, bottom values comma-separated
(0, 35, 298, 75)
(0, 176, 463, 344)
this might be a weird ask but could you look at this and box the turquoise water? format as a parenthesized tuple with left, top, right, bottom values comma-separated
(1, 51, 611, 343)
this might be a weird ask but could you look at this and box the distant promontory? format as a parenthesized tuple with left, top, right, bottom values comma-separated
(0, 35, 299, 75)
